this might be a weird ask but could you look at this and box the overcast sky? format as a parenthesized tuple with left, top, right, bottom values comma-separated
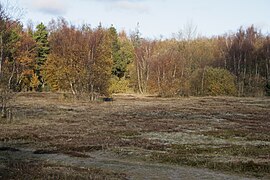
(7, 0, 270, 38)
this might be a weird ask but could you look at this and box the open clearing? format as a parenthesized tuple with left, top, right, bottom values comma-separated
(0, 93, 269, 179)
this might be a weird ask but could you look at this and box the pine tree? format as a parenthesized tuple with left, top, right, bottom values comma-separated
(33, 23, 50, 91)
(109, 26, 133, 79)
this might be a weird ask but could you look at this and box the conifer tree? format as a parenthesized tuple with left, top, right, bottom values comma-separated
(109, 26, 133, 79)
(33, 23, 49, 91)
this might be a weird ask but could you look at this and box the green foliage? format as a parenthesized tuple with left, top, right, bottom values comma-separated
(205, 68, 237, 96)
(191, 67, 237, 96)
(112, 40, 134, 79)
(33, 23, 50, 91)
(109, 26, 134, 79)
(109, 76, 131, 93)
(6, 28, 21, 55)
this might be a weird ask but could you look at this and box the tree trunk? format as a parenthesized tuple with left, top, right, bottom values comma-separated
(173, 64, 176, 78)
(136, 60, 143, 94)
(224, 52, 227, 69)
(0, 34, 3, 76)
(266, 58, 269, 83)
(201, 67, 206, 96)
(1, 95, 6, 118)
(140, 63, 145, 93)
(243, 54, 247, 95)
(233, 54, 237, 75)
(237, 54, 242, 96)
(90, 84, 94, 101)
(8, 60, 16, 89)
(157, 66, 161, 94)
(70, 82, 76, 96)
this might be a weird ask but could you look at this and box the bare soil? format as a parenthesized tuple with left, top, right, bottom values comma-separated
(0, 93, 269, 179)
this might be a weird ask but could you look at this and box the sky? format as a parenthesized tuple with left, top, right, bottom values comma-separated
(6, 0, 270, 38)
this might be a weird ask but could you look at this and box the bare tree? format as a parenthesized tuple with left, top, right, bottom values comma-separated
(177, 20, 198, 41)
(134, 39, 156, 94)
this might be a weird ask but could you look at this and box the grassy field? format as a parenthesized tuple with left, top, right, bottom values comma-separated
(0, 93, 269, 179)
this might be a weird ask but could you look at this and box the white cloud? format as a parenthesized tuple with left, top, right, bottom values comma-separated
(110, 0, 149, 13)
(88, 0, 149, 13)
(94, 0, 147, 2)
(31, 0, 67, 15)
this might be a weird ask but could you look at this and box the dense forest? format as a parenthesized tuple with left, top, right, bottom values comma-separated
(1, 3, 270, 98)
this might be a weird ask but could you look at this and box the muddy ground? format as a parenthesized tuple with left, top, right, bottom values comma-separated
(0, 93, 269, 179)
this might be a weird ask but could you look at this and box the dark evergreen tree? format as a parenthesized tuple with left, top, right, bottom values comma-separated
(109, 26, 133, 79)
(33, 23, 50, 91)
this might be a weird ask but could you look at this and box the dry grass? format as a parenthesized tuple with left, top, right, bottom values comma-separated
(0, 160, 127, 179)
(0, 92, 269, 178)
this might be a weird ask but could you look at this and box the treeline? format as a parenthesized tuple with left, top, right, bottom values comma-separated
(1, 4, 270, 97)
(133, 26, 270, 97)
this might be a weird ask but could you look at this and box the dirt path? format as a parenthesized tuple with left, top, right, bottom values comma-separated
(0, 143, 254, 180)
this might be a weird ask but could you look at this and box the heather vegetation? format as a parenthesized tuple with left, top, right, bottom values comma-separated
(0, 93, 269, 179)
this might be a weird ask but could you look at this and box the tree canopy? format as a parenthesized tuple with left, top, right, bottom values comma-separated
(1, 2, 270, 97)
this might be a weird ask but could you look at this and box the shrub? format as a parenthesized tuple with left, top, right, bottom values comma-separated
(191, 67, 237, 96)
(109, 76, 131, 93)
